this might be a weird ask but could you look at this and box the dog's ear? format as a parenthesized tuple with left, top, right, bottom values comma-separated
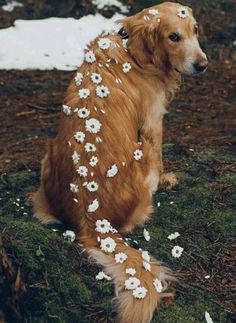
(119, 13, 161, 69)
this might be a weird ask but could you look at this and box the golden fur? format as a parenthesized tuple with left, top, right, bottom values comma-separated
(28, 2, 207, 322)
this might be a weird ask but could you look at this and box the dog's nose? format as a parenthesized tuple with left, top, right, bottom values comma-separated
(193, 60, 208, 73)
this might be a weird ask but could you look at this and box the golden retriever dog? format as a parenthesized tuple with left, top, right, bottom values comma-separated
(29, 2, 208, 322)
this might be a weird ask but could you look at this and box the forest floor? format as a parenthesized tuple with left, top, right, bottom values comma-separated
(0, 0, 235, 322)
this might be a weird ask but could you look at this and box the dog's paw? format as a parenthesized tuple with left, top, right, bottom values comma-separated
(159, 172, 178, 190)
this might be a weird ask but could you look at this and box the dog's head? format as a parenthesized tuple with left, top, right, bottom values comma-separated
(121, 2, 208, 75)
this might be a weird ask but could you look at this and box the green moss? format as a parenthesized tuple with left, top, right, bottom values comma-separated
(0, 148, 234, 322)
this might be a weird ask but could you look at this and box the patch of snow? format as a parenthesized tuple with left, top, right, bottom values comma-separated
(92, 0, 129, 13)
(0, 14, 123, 70)
(2, 1, 23, 12)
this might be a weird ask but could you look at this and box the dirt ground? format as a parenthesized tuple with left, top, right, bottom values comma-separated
(0, 0, 235, 322)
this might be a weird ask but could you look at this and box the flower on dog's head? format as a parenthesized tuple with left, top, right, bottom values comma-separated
(85, 50, 96, 63)
(91, 73, 102, 84)
(76, 166, 88, 177)
(77, 107, 90, 119)
(177, 6, 189, 19)
(89, 155, 98, 167)
(88, 198, 99, 212)
(85, 142, 96, 152)
(98, 37, 111, 50)
(72, 151, 80, 164)
(78, 88, 90, 99)
(100, 237, 116, 253)
(115, 252, 127, 263)
(74, 72, 83, 86)
(124, 277, 140, 290)
(122, 62, 132, 73)
(96, 85, 110, 98)
(74, 131, 85, 143)
(62, 105, 72, 116)
(133, 286, 148, 299)
(95, 219, 112, 234)
(171, 245, 184, 258)
(153, 278, 163, 293)
(85, 118, 102, 134)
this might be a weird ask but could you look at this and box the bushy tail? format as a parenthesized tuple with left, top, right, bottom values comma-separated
(78, 220, 175, 323)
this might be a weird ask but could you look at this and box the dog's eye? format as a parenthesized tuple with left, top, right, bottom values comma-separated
(168, 33, 180, 42)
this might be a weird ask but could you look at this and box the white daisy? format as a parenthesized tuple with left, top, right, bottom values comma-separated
(134, 149, 143, 161)
(70, 183, 79, 193)
(143, 261, 151, 271)
(85, 142, 96, 152)
(171, 245, 184, 258)
(142, 250, 150, 262)
(95, 219, 112, 234)
(85, 118, 102, 134)
(89, 156, 98, 167)
(100, 237, 117, 253)
(63, 230, 76, 242)
(205, 311, 214, 323)
(74, 72, 83, 86)
(72, 151, 80, 165)
(168, 232, 180, 240)
(98, 37, 111, 50)
(148, 9, 159, 15)
(62, 105, 72, 116)
(86, 181, 99, 192)
(78, 88, 90, 99)
(96, 85, 110, 98)
(143, 228, 150, 241)
(85, 50, 96, 63)
(77, 107, 90, 119)
(106, 164, 118, 177)
(132, 286, 148, 299)
(91, 72, 102, 84)
(96, 271, 112, 281)
(125, 268, 136, 276)
(124, 277, 140, 290)
(153, 278, 163, 293)
(177, 6, 189, 19)
(88, 198, 99, 212)
(115, 252, 128, 264)
(76, 166, 88, 177)
(122, 62, 132, 73)
(74, 131, 85, 144)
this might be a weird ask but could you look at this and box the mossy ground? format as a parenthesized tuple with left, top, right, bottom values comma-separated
(1, 146, 235, 322)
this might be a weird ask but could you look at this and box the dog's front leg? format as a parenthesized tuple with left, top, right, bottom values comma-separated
(145, 119, 178, 190)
